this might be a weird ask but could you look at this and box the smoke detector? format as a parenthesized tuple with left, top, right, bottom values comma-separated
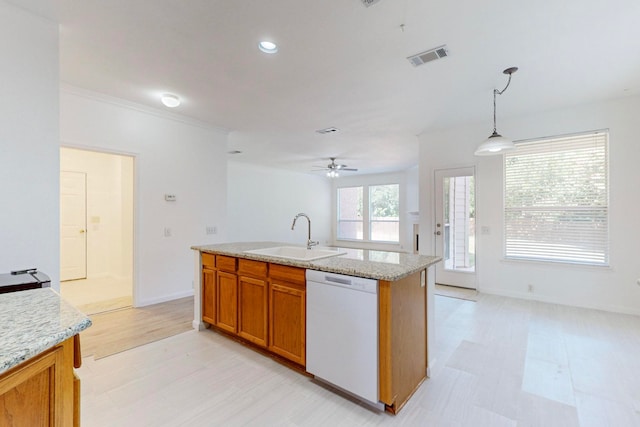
(361, 0, 383, 7)
(407, 45, 449, 67)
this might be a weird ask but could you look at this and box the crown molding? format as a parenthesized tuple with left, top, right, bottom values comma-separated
(60, 83, 230, 135)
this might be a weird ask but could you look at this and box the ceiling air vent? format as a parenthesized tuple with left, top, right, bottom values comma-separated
(361, 0, 382, 7)
(316, 127, 339, 135)
(407, 45, 449, 67)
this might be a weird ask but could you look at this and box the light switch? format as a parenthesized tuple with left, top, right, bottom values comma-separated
(164, 227, 172, 237)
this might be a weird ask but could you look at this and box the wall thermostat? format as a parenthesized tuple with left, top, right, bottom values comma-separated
(164, 194, 176, 201)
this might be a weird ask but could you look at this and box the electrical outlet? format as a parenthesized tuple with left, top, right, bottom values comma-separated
(527, 284, 534, 293)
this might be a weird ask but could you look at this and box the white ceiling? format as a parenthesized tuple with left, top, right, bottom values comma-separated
(15, 0, 640, 174)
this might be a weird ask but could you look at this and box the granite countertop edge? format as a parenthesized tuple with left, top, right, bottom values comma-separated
(0, 288, 92, 375)
(191, 242, 441, 281)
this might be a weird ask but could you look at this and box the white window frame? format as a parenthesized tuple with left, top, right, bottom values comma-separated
(336, 183, 401, 244)
(503, 130, 609, 266)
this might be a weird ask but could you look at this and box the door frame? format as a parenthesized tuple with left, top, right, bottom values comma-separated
(433, 166, 477, 290)
(60, 143, 139, 307)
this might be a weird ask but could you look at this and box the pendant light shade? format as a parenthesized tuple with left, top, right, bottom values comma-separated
(475, 67, 518, 156)
(474, 131, 515, 156)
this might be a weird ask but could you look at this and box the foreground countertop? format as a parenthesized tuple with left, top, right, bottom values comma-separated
(192, 242, 441, 281)
(0, 288, 92, 375)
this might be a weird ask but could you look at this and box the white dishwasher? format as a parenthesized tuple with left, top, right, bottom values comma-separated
(306, 270, 382, 409)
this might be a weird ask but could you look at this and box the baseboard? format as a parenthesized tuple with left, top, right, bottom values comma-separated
(480, 286, 640, 316)
(136, 289, 194, 307)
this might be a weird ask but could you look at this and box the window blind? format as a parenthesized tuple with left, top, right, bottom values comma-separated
(504, 131, 609, 265)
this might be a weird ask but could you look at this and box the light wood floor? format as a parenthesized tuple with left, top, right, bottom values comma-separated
(78, 293, 640, 426)
(81, 297, 193, 359)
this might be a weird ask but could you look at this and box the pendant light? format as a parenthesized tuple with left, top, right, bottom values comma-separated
(474, 67, 518, 156)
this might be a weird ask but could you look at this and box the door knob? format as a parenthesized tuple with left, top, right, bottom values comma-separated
(79, 230, 85, 233)
(434, 231, 441, 236)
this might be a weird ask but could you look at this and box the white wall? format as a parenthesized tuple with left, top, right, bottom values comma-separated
(330, 170, 418, 252)
(0, 4, 60, 287)
(60, 87, 228, 306)
(61, 147, 134, 280)
(419, 96, 640, 315)
(227, 161, 332, 245)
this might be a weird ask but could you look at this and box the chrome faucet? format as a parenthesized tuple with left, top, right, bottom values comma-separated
(291, 213, 319, 249)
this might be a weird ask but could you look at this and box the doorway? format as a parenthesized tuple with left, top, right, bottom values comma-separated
(434, 167, 476, 289)
(60, 147, 134, 314)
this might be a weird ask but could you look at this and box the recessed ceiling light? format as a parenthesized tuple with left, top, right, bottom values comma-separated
(258, 41, 278, 54)
(161, 94, 180, 108)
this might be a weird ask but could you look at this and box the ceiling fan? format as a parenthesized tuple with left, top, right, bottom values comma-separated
(312, 157, 358, 177)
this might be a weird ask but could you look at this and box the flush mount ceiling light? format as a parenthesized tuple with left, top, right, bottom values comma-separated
(258, 41, 278, 54)
(475, 67, 518, 156)
(160, 93, 180, 108)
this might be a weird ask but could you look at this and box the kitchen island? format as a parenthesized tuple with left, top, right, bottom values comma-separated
(191, 242, 440, 414)
(0, 288, 92, 426)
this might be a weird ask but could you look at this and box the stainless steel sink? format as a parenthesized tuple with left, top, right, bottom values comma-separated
(244, 246, 346, 261)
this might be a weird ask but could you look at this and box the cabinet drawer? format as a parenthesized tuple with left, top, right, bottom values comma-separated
(217, 256, 237, 272)
(202, 253, 216, 269)
(238, 259, 268, 278)
(269, 264, 305, 285)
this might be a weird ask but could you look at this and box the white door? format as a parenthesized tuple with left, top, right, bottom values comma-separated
(434, 167, 476, 289)
(60, 171, 87, 281)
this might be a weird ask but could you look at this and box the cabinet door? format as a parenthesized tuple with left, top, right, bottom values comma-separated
(216, 271, 238, 334)
(0, 338, 74, 427)
(238, 276, 268, 347)
(202, 267, 216, 324)
(269, 282, 306, 366)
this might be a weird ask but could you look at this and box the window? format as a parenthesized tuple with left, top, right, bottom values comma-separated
(369, 184, 399, 242)
(337, 187, 363, 240)
(337, 184, 400, 243)
(504, 131, 609, 265)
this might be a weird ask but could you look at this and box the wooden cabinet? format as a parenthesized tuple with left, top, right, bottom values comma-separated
(215, 256, 238, 334)
(268, 264, 306, 365)
(237, 259, 268, 347)
(202, 253, 216, 325)
(0, 336, 77, 426)
(378, 270, 427, 413)
(216, 270, 238, 334)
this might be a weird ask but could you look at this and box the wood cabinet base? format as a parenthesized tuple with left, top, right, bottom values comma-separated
(0, 337, 81, 427)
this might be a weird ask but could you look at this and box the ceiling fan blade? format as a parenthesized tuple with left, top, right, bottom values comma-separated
(341, 168, 358, 171)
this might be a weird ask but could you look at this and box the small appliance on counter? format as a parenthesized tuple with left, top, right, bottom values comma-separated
(0, 268, 51, 294)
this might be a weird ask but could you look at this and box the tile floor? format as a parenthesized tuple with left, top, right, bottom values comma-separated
(77, 293, 640, 426)
(61, 276, 132, 314)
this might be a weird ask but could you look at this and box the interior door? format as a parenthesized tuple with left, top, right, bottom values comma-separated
(60, 171, 87, 281)
(434, 167, 476, 289)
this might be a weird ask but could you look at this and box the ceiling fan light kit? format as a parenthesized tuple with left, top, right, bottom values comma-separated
(475, 67, 518, 156)
(313, 157, 358, 178)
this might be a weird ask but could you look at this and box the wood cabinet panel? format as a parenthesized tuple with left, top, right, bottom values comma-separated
(238, 276, 268, 347)
(379, 270, 426, 412)
(269, 264, 305, 285)
(202, 267, 216, 325)
(217, 256, 237, 273)
(0, 337, 76, 427)
(238, 259, 268, 278)
(268, 281, 306, 365)
(202, 253, 216, 269)
(216, 271, 238, 333)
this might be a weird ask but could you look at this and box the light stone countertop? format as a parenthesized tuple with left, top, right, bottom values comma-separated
(0, 288, 92, 375)
(191, 241, 441, 281)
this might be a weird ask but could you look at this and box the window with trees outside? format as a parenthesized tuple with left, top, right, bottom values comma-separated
(337, 184, 400, 243)
(504, 130, 609, 265)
